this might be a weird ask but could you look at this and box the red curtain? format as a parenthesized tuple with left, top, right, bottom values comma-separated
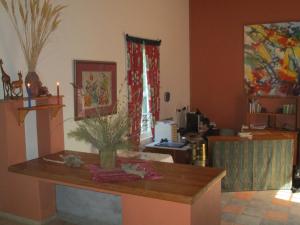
(145, 45, 160, 138)
(126, 41, 143, 150)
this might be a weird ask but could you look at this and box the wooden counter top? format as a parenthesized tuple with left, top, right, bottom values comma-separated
(8, 150, 225, 204)
(208, 130, 297, 142)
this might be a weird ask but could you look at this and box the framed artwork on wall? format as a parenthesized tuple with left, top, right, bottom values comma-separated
(74, 60, 117, 120)
(244, 21, 300, 96)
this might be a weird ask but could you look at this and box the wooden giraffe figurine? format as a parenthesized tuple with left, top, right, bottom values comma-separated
(11, 71, 23, 98)
(0, 59, 12, 99)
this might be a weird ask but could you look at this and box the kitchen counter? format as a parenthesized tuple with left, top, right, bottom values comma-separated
(9, 150, 225, 225)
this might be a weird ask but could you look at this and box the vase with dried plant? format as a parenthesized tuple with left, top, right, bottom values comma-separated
(68, 82, 134, 169)
(68, 74, 147, 170)
(0, 0, 66, 97)
(68, 107, 132, 169)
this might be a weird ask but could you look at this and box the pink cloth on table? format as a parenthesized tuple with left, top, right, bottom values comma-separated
(86, 157, 163, 183)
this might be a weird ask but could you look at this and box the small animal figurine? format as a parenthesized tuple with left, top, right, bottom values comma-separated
(11, 71, 23, 98)
(39, 86, 51, 96)
(0, 59, 12, 99)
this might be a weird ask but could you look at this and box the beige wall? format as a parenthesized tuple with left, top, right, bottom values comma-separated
(0, 0, 189, 151)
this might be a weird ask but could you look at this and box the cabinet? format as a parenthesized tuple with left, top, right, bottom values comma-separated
(209, 133, 295, 191)
(246, 95, 298, 131)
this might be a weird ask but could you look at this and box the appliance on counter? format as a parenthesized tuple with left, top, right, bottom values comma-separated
(186, 112, 201, 133)
(154, 120, 178, 143)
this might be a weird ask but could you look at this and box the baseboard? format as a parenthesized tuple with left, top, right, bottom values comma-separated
(0, 211, 56, 225)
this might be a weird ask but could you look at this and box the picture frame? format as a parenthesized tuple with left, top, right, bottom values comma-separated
(244, 21, 300, 96)
(74, 60, 117, 120)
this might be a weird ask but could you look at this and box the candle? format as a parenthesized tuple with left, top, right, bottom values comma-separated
(27, 83, 31, 108)
(56, 82, 60, 104)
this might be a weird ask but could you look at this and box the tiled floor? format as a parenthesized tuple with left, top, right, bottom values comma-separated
(0, 190, 299, 225)
(221, 190, 300, 225)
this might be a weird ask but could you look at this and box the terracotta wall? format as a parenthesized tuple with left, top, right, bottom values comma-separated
(190, 0, 300, 130)
(0, 98, 63, 221)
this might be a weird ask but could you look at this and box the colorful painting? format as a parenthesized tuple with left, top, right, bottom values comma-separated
(82, 71, 112, 108)
(244, 22, 300, 96)
(74, 60, 116, 120)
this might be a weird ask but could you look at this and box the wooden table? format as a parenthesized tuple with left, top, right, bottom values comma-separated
(8, 150, 225, 225)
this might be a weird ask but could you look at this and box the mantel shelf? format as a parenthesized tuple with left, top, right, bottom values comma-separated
(247, 112, 296, 116)
(247, 95, 298, 132)
(18, 104, 65, 125)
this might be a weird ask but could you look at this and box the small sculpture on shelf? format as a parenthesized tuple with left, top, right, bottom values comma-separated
(0, 0, 66, 97)
(39, 86, 51, 97)
(11, 71, 23, 98)
(0, 59, 12, 99)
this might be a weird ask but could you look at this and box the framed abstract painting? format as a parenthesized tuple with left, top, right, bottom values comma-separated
(74, 60, 117, 120)
(244, 22, 300, 96)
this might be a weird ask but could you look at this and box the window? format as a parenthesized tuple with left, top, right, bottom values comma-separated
(140, 46, 152, 140)
(126, 34, 160, 148)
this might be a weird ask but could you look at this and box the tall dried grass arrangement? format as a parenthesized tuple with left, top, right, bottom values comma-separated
(68, 82, 133, 152)
(68, 107, 132, 152)
(0, 0, 66, 71)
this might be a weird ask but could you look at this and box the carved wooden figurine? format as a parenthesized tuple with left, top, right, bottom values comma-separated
(11, 71, 23, 98)
(0, 59, 12, 99)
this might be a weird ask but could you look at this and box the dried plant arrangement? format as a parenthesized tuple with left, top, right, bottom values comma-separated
(0, 0, 66, 96)
(0, 0, 66, 71)
(68, 107, 132, 169)
(68, 83, 134, 169)
(68, 107, 132, 152)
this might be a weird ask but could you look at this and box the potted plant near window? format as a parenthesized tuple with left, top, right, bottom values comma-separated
(0, 0, 66, 96)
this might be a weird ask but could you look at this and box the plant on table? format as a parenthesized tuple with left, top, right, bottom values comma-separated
(68, 91, 132, 169)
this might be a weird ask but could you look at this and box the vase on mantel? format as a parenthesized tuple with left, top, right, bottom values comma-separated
(25, 71, 42, 97)
(99, 150, 117, 169)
